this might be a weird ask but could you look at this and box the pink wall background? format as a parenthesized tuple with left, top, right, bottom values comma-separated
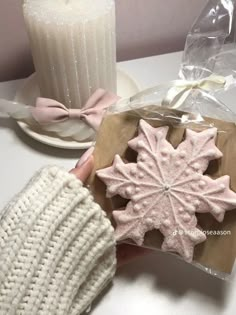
(0, 0, 207, 81)
(116, 0, 207, 60)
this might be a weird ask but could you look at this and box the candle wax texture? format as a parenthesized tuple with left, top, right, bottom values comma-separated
(23, 0, 116, 109)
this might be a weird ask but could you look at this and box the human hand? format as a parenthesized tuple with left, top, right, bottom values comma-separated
(70, 149, 151, 267)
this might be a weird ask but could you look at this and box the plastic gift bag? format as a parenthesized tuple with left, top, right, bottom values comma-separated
(88, 0, 236, 279)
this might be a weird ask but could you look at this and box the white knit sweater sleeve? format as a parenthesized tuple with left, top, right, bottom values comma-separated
(0, 166, 116, 315)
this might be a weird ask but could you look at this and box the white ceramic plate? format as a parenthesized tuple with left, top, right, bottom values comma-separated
(15, 68, 141, 150)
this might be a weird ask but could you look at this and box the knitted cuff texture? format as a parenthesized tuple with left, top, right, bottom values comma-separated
(0, 166, 116, 315)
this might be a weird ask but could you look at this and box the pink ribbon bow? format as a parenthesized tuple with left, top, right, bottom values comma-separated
(31, 89, 120, 131)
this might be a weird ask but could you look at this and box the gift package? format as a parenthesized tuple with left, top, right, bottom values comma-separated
(88, 0, 236, 279)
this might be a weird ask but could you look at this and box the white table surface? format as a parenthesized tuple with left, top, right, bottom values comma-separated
(1, 51, 236, 315)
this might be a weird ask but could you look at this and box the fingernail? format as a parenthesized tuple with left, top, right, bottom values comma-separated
(76, 146, 95, 168)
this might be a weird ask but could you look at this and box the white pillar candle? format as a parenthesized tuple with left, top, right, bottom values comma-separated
(23, 0, 116, 110)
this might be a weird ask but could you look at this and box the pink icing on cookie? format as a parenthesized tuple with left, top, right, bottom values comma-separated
(97, 120, 236, 262)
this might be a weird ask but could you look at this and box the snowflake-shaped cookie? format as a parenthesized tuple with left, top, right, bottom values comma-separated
(97, 120, 236, 262)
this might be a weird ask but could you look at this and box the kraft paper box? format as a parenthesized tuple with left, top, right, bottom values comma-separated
(88, 108, 236, 275)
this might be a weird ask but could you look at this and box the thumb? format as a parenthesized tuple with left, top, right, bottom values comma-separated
(70, 155, 94, 183)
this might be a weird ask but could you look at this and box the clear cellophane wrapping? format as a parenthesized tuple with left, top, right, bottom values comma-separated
(88, 0, 236, 279)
